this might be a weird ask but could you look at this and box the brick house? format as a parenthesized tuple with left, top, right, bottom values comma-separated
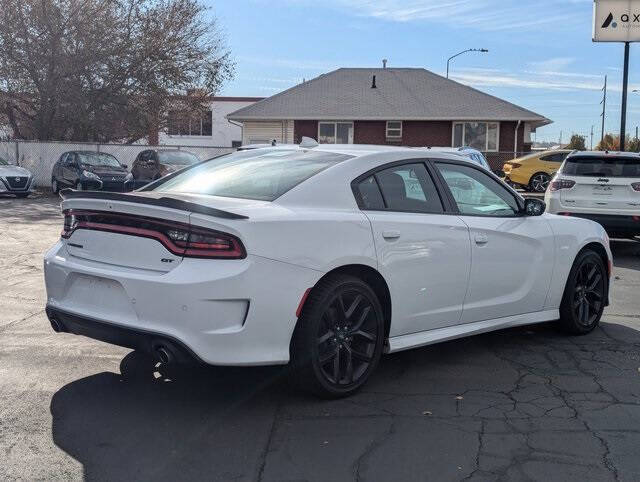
(227, 68, 551, 168)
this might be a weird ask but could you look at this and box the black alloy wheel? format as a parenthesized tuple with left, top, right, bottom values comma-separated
(290, 274, 385, 398)
(560, 249, 607, 334)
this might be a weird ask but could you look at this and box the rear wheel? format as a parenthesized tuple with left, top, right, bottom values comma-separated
(529, 172, 551, 193)
(559, 250, 607, 334)
(290, 274, 385, 398)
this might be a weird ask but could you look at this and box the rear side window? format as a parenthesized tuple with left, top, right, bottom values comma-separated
(150, 149, 351, 201)
(356, 176, 385, 210)
(561, 155, 640, 177)
(359, 163, 443, 213)
(540, 152, 569, 163)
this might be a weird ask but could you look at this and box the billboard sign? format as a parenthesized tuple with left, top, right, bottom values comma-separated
(593, 0, 640, 42)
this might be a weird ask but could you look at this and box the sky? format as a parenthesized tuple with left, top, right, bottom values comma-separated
(212, 0, 640, 144)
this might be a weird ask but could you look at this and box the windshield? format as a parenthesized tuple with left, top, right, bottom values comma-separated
(149, 149, 351, 201)
(561, 155, 640, 177)
(77, 152, 121, 168)
(157, 151, 199, 165)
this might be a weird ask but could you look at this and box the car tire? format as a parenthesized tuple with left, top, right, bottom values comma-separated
(75, 181, 83, 191)
(51, 178, 59, 194)
(559, 249, 607, 335)
(529, 172, 551, 193)
(290, 274, 385, 398)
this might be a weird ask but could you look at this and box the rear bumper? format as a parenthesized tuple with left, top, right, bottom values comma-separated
(44, 241, 321, 366)
(46, 307, 203, 364)
(552, 212, 640, 235)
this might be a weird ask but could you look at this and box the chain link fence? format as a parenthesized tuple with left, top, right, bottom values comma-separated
(0, 140, 234, 188)
(484, 152, 526, 171)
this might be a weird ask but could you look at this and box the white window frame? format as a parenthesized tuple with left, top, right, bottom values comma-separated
(452, 121, 500, 152)
(317, 121, 354, 144)
(386, 121, 403, 139)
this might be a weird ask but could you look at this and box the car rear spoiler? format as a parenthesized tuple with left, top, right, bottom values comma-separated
(59, 189, 248, 220)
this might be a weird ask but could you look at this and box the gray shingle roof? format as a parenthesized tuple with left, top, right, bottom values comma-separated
(227, 68, 551, 127)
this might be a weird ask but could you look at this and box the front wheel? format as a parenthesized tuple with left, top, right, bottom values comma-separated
(559, 250, 607, 334)
(290, 274, 385, 398)
(51, 178, 59, 194)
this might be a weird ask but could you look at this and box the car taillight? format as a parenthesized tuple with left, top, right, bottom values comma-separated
(61, 210, 245, 259)
(632, 182, 640, 192)
(549, 179, 576, 191)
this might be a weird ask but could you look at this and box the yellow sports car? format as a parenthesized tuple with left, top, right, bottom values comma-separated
(503, 150, 572, 192)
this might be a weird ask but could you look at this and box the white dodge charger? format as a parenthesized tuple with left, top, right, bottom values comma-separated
(44, 144, 612, 397)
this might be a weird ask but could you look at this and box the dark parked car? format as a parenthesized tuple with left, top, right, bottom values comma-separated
(131, 149, 199, 186)
(51, 151, 132, 193)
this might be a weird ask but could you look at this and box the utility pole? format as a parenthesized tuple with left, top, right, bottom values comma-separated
(601, 75, 607, 144)
(559, 131, 563, 146)
(621, 42, 630, 151)
(590, 125, 594, 150)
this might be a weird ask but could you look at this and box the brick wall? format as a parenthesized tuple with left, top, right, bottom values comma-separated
(293, 119, 527, 170)
(293, 120, 318, 143)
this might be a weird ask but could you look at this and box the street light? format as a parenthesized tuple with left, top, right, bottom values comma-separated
(446, 48, 489, 79)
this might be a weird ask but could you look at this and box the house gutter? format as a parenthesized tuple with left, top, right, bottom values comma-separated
(227, 118, 243, 146)
(514, 120, 521, 158)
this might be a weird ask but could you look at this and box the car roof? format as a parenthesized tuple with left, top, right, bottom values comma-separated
(566, 150, 640, 158)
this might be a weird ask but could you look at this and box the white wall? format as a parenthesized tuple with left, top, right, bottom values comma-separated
(159, 98, 262, 147)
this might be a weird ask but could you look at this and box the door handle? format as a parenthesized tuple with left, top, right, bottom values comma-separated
(382, 230, 401, 240)
(474, 234, 488, 245)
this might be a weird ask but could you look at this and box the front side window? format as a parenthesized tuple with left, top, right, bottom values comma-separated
(150, 149, 351, 201)
(436, 163, 518, 217)
(368, 163, 443, 213)
(318, 122, 353, 144)
(386, 121, 402, 139)
(452, 122, 499, 152)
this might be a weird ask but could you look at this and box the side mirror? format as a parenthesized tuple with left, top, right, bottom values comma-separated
(493, 169, 506, 178)
(524, 198, 546, 216)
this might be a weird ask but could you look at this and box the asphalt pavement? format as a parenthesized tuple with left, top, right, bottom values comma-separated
(1, 192, 640, 481)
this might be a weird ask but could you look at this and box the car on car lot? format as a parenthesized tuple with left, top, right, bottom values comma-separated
(545, 150, 640, 239)
(0, 157, 34, 197)
(51, 151, 132, 193)
(420, 147, 492, 171)
(131, 149, 199, 186)
(503, 149, 572, 192)
(44, 144, 612, 398)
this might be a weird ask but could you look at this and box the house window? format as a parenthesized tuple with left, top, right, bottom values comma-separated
(318, 122, 353, 144)
(452, 122, 499, 152)
(386, 121, 402, 139)
(168, 110, 213, 137)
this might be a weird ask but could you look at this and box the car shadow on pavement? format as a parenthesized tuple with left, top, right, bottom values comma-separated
(50, 351, 288, 481)
(610, 239, 640, 271)
(50, 321, 640, 481)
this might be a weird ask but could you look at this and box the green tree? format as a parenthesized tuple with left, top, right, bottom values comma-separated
(0, 0, 234, 142)
(566, 134, 586, 150)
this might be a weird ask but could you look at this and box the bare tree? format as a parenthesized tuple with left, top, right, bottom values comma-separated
(0, 0, 234, 142)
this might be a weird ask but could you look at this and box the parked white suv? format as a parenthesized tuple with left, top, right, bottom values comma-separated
(545, 151, 640, 238)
